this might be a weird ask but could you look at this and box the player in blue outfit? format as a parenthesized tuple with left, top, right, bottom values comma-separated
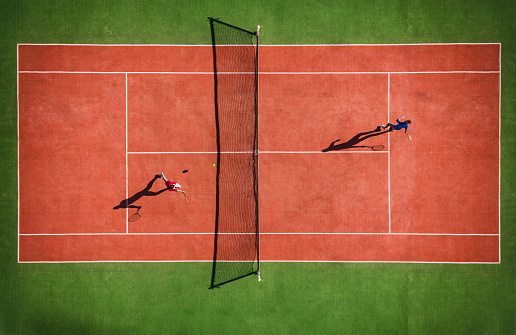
(382, 116, 411, 134)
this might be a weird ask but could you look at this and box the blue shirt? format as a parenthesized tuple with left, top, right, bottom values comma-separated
(393, 119, 409, 131)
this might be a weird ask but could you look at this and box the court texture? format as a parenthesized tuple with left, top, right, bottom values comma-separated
(2, 1, 516, 334)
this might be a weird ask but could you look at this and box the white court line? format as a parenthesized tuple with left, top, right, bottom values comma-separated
(17, 260, 500, 264)
(262, 43, 502, 46)
(128, 151, 253, 154)
(261, 71, 500, 74)
(388, 73, 391, 234)
(18, 70, 500, 74)
(20, 233, 250, 236)
(260, 151, 386, 154)
(19, 232, 499, 236)
(17, 71, 255, 75)
(17, 43, 501, 46)
(17, 44, 20, 263)
(17, 43, 216, 46)
(499, 43, 502, 263)
(262, 260, 500, 264)
(18, 260, 500, 264)
(128, 151, 386, 154)
(18, 260, 214, 263)
(125, 73, 129, 233)
(262, 232, 500, 236)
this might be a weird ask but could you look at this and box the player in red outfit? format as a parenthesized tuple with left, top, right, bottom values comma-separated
(160, 172, 184, 193)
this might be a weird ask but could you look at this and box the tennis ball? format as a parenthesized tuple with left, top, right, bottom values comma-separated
(212, 164, 216, 166)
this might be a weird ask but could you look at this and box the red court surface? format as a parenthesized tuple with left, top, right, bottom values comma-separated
(18, 44, 500, 263)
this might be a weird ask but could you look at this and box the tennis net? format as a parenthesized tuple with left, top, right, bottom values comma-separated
(209, 18, 260, 288)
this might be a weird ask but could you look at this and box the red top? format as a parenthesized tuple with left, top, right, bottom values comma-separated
(166, 180, 180, 192)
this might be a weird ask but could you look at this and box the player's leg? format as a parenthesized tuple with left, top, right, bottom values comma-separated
(382, 122, 394, 130)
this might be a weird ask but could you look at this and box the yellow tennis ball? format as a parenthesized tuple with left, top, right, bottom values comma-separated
(212, 164, 216, 167)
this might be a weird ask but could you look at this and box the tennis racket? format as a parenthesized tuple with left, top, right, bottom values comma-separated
(182, 191, 189, 203)
(407, 133, 412, 141)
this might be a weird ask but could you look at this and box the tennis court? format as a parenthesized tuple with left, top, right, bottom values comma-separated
(18, 43, 499, 263)
(4, 1, 516, 334)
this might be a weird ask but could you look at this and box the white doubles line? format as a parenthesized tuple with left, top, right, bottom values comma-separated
(127, 151, 388, 154)
(18, 70, 500, 74)
(125, 73, 129, 233)
(388, 73, 391, 233)
(19, 232, 499, 236)
(19, 232, 500, 236)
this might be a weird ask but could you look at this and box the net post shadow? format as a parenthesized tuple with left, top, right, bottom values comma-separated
(322, 126, 387, 152)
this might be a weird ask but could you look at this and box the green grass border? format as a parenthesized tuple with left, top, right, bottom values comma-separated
(1, 0, 515, 333)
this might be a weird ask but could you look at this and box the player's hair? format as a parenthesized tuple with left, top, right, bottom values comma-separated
(405, 120, 411, 124)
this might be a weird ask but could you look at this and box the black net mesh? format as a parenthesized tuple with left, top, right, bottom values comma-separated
(209, 18, 259, 288)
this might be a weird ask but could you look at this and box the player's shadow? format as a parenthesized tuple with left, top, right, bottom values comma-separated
(113, 175, 167, 211)
(322, 126, 387, 152)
